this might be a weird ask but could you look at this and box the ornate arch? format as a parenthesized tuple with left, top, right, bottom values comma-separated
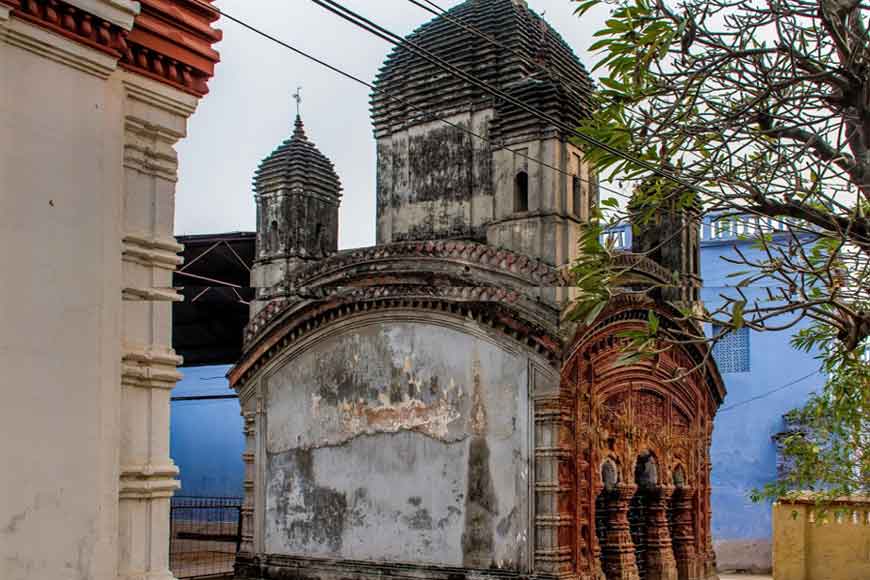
(562, 294, 724, 580)
(229, 240, 566, 390)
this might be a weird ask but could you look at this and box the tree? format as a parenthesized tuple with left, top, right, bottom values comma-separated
(570, 0, 869, 498)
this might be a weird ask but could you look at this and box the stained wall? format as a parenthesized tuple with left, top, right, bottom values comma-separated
(261, 318, 534, 570)
(375, 111, 494, 244)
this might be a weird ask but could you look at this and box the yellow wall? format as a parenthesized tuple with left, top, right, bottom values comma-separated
(773, 498, 870, 580)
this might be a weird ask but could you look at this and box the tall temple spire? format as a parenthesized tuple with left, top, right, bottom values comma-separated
(250, 94, 342, 315)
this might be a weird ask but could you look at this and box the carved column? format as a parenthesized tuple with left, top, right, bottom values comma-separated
(234, 408, 258, 578)
(701, 428, 718, 580)
(671, 486, 698, 580)
(239, 411, 256, 554)
(591, 483, 607, 580)
(534, 392, 575, 575)
(645, 486, 678, 580)
(117, 71, 197, 580)
(601, 484, 640, 580)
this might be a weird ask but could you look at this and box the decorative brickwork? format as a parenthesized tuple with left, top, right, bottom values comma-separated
(0, 0, 221, 95)
(564, 298, 724, 580)
(120, 0, 220, 96)
(0, 0, 128, 58)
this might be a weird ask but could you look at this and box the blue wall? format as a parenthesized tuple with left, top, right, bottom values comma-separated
(608, 217, 823, 543)
(170, 365, 245, 497)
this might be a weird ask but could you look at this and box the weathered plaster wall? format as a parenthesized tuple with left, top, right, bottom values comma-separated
(376, 111, 494, 244)
(262, 319, 532, 570)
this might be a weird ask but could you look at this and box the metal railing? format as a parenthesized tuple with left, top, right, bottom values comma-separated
(169, 496, 242, 579)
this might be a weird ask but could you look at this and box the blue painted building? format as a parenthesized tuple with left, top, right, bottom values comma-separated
(170, 365, 244, 497)
(607, 215, 823, 571)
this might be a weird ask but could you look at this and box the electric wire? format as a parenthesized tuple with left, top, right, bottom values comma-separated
(188, 0, 634, 207)
(173, 2, 836, 415)
(171, 371, 823, 410)
(193, 0, 827, 244)
(405, 0, 647, 123)
(310, 0, 840, 242)
(717, 371, 820, 413)
(190, 0, 830, 267)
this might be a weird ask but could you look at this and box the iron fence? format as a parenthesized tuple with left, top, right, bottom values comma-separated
(170, 496, 242, 579)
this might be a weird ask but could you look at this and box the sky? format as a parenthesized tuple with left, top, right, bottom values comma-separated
(175, 0, 613, 250)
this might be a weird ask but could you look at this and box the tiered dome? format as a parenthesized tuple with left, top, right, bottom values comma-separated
(254, 116, 341, 199)
(370, 0, 596, 139)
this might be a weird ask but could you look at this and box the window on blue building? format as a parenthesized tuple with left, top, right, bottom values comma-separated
(712, 325, 750, 373)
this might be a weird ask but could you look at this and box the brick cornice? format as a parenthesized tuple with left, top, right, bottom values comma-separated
(1, 0, 221, 96)
(1, 0, 129, 60)
(121, 0, 221, 97)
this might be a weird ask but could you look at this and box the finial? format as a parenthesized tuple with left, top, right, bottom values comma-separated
(292, 85, 302, 117)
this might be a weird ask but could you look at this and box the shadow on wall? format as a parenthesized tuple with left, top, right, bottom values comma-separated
(170, 365, 244, 497)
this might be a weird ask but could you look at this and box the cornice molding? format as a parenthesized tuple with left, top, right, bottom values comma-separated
(122, 72, 198, 118)
(120, 0, 220, 97)
(230, 289, 563, 391)
(122, 234, 183, 270)
(1, 6, 119, 78)
(122, 286, 182, 302)
(65, 0, 139, 30)
(1, 0, 219, 96)
(119, 462, 180, 499)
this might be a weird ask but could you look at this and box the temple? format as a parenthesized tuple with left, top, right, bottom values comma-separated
(228, 1, 724, 580)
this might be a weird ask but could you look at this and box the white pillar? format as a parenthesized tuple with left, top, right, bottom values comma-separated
(117, 71, 197, 580)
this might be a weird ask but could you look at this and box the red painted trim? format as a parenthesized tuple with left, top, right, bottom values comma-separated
(2, 0, 221, 97)
(2, 0, 124, 60)
(128, 0, 220, 97)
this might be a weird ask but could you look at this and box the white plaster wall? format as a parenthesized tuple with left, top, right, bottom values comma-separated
(0, 15, 124, 580)
(0, 9, 195, 580)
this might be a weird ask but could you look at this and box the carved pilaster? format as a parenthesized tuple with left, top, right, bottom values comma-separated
(591, 483, 606, 580)
(645, 486, 678, 580)
(671, 487, 698, 580)
(117, 70, 197, 580)
(601, 484, 640, 580)
(534, 392, 575, 575)
(239, 411, 256, 556)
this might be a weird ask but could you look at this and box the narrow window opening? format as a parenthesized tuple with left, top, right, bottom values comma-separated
(514, 171, 529, 212)
(314, 223, 324, 254)
(269, 220, 279, 252)
(573, 175, 583, 217)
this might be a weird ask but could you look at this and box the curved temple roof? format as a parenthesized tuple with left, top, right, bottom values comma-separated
(370, 0, 596, 139)
(254, 116, 342, 200)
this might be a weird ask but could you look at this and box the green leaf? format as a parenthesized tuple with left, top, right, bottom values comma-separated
(732, 301, 746, 329)
(648, 310, 660, 335)
(585, 300, 608, 325)
(573, 0, 601, 17)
